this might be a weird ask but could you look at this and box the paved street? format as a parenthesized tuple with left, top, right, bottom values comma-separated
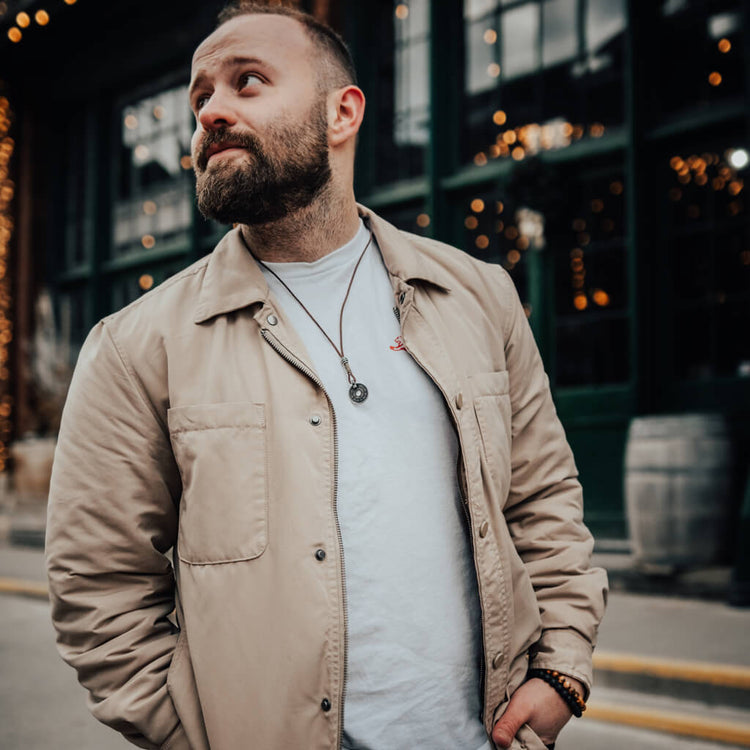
(1, 571, 748, 749)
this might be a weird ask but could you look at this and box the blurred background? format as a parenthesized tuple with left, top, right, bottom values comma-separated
(0, 0, 749, 748)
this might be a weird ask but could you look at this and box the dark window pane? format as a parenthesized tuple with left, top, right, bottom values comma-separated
(114, 84, 194, 258)
(372, 0, 430, 186)
(649, 1, 745, 121)
(661, 135, 750, 380)
(459, 191, 530, 303)
(553, 167, 629, 385)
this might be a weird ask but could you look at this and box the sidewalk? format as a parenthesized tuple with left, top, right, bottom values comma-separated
(3, 540, 750, 747)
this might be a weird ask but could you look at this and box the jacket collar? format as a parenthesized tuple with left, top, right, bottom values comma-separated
(194, 203, 451, 324)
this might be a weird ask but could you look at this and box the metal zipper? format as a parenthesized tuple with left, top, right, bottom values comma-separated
(260, 328, 349, 749)
(393, 304, 489, 726)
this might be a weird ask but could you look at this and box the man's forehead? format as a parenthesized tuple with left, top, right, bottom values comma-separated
(191, 14, 313, 75)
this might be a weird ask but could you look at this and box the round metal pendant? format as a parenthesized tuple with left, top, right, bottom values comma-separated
(349, 382, 368, 404)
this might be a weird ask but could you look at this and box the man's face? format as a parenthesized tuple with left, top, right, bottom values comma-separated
(189, 15, 332, 225)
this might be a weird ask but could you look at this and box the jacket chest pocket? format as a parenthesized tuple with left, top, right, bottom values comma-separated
(168, 402, 267, 565)
(470, 371, 512, 502)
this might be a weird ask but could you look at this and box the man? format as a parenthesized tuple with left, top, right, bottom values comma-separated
(46, 4, 607, 750)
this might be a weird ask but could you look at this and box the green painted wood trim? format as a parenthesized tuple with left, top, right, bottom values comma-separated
(359, 177, 429, 210)
(644, 100, 746, 142)
(100, 241, 190, 274)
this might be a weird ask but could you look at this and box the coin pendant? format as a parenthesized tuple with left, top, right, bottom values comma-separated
(349, 382, 368, 403)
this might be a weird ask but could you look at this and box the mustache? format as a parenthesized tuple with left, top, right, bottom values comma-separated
(195, 129, 261, 172)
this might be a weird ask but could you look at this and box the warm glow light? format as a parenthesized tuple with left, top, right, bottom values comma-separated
(572, 125, 584, 139)
(474, 152, 488, 166)
(135, 144, 150, 161)
(505, 226, 519, 240)
(488, 144, 501, 158)
(7, 27, 21, 42)
(16, 12, 30, 27)
(495, 220, 504, 233)
(571, 258, 584, 272)
(591, 199, 604, 213)
(669, 157, 683, 171)
(573, 294, 588, 311)
(729, 180, 744, 196)
(708, 71, 722, 86)
(718, 38, 731, 53)
(516, 237, 530, 251)
(695, 173, 708, 186)
(572, 218, 586, 232)
(592, 289, 610, 307)
(570, 248, 584, 259)
(465, 216, 479, 230)
(507, 250, 521, 264)
(416, 213, 430, 228)
(502, 130, 517, 144)
(483, 29, 497, 44)
(496, 201, 504, 214)
(395, 4, 409, 20)
(511, 147, 524, 161)
(143, 201, 157, 215)
(141, 235, 156, 249)
(492, 110, 507, 126)
(180, 155, 193, 170)
(589, 123, 605, 138)
(124, 114, 138, 130)
(487, 63, 501, 78)
(678, 173, 691, 185)
(475, 235, 490, 250)
(153, 105, 166, 120)
(35, 10, 49, 25)
(139, 274, 154, 291)
(64, 0, 77, 4)
(470, 199, 485, 213)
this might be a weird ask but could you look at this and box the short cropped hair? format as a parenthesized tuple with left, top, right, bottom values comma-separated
(217, 2, 357, 89)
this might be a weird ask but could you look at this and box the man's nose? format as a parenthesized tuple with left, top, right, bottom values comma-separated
(197, 91, 238, 131)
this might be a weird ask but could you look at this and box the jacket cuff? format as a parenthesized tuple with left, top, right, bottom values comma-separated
(528, 629, 594, 700)
(159, 722, 190, 750)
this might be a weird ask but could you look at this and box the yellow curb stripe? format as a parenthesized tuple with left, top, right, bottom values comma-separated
(0, 577, 48, 599)
(586, 701, 750, 747)
(594, 651, 750, 690)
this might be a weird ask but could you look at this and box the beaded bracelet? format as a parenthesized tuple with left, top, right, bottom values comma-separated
(527, 668, 586, 718)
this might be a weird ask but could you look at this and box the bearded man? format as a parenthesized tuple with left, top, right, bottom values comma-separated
(46, 4, 607, 750)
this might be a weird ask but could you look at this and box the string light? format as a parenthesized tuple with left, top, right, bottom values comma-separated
(416, 213, 430, 228)
(7, 27, 21, 42)
(718, 38, 731, 53)
(15, 12, 30, 27)
(470, 199, 485, 213)
(0, 90, 14, 471)
(34, 10, 49, 25)
(395, 4, 409, 20)
(708, 72, 722, 86)
(483, 29, 497, 45)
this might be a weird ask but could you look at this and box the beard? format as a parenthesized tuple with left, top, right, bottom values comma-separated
(193, 97, 332, 226)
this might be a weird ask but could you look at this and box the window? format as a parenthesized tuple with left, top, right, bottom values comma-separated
(553, 166, 629, 386)
(114, 84, 194, 258)
(462, 0, 625, 167)
(370, 1, 431, 186)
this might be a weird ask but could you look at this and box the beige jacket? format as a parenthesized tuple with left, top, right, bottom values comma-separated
(46, 206, 607, 750)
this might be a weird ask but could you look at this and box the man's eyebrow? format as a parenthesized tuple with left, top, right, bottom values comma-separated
(189, 56, 274, 99)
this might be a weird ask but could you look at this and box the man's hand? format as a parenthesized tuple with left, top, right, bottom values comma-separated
(491, 676, 584, 748)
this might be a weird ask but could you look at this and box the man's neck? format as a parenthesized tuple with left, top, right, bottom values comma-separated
(239, 190, 361, 263)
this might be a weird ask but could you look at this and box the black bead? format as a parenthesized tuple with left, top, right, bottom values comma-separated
(321, 698, 332, 712)
(315, 549, 326, 561)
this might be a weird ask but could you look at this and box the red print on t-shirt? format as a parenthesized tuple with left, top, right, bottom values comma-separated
(390, 336, 406, 352)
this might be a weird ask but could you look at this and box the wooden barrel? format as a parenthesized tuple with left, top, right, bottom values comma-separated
(624, 413, 733, 569)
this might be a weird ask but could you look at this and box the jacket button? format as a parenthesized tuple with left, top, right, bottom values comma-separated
(479, 521, 489, 538)
(492, 651, 503, 669)
(315, 548, 326, 561)
(455, 392, 464, 410)
(321, 698, 332, 712)
(267, 314, 278, 326)
(309, 415, 322, 426)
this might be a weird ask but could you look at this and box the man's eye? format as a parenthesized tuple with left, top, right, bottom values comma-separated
(195, 95, 210, 111)
(239, 73, 263, 90)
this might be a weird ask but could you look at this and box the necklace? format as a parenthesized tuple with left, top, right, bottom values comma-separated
(247, 231, 373, 404)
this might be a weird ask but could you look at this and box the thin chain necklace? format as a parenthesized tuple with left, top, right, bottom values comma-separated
(246, 230, 373, 404)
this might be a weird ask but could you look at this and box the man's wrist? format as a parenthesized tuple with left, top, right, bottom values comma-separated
(526, 668, 587, 717)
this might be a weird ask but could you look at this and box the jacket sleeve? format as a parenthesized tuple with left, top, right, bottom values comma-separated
(46, 321, 188, 749)
(499, 272, 608, 696)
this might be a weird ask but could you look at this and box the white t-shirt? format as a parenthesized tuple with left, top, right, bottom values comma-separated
(259, 220, 490, 750)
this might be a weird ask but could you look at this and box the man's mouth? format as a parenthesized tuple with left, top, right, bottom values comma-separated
(205, 142, 246, 162)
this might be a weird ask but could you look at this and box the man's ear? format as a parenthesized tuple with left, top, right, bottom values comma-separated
(328, 85, 366, 147)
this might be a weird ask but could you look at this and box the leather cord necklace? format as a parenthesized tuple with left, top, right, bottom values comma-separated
(247, 230, 373, 404)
